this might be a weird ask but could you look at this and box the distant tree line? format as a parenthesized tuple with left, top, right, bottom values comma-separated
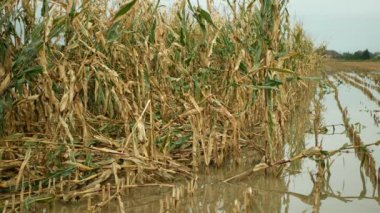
(325, 49, 380, 60)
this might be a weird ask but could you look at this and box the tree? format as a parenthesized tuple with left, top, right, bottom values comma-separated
(362, 49, 371, 60)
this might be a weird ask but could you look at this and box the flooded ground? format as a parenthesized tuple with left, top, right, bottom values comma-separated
(46, 70, 380, 212)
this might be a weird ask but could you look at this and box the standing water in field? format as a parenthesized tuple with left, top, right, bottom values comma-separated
(1, 1, 379, 212)
(44, 70, 380, 212)
(117, 74, 380, 213)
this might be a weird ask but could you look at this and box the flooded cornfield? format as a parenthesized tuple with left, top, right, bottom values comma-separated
(1, 1, 380, 212)
(35, 68, 379, 213)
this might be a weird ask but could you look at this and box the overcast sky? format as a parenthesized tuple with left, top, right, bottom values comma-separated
(160, 0, 380, 53)
(288, 0, 380, 53)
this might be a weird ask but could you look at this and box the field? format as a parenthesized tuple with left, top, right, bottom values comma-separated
(325, 59, 380, 73)
(3, 1, 379, 213)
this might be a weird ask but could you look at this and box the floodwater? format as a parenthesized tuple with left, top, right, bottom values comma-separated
(48, 71, 380, 212)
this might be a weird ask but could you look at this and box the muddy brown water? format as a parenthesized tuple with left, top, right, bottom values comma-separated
(45, 71, 380, 212)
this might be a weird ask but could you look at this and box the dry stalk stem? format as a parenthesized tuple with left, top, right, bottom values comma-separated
(0, 0, 321, 210)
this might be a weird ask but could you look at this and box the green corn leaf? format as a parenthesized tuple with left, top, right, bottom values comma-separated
(286, 76, 322, 82)
(239, 62, 248, 74)
(41, 0, 48, 17)
(198, 8, 216, 28)
(253, 85, 279, 91)
(49, 16, 66, 39)
(149, 19, 157, 44)
(107, 21, 121, 42)
(267, 67, 295, 74)
(320, 150, 330, 156)
(113, 0, 138, 21)
(264, 78, 283, 87)
(170, 134, 192, 151)
(196, 17, 206, 32)
(19, 65, 43, 81)
(187, 0, 194, 12)
(48, 166, 75, 180)
(153, 0, 161, 12)
(24, 195, 55, 208)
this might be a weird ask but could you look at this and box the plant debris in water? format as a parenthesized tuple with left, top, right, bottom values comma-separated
(0, 0, 324, 211)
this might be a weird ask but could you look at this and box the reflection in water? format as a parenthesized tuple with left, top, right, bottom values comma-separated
(44, 73, 380, 212)
(177, 73, 379, 212)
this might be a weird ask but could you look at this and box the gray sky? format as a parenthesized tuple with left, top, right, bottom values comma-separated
(160, 0, 380, 53)
(288, 0, 380, 53)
